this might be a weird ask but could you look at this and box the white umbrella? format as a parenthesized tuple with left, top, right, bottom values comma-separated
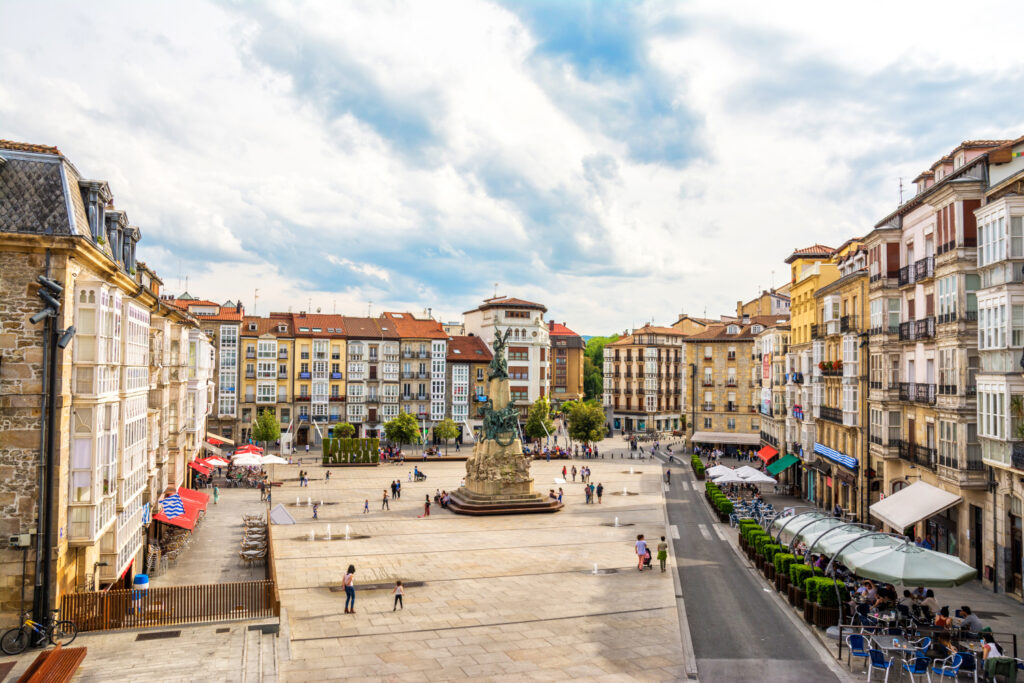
(840, 542, 977, 587)
(260, 454, 288, 465)
(706, 465, 734, 478)
(712, 472, 747, 484)
(735, 465, 766, 479)
(744, 472, 777, 484)
(232, 454, 263, 467)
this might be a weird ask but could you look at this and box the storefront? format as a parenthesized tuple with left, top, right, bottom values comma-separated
(690, 431, 761, 455)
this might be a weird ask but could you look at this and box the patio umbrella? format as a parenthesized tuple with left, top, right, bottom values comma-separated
(232, 454, 263, 467)
(810, 529, 899, 558)
(743, 471, 777, 484)
(235, 445, 263, 454)
(260, 454, 288, 465)
(840, 542, 977, 587)
(706, 465, 734, 478)
(735, 465, 766, 479)
(712, 472, 747, 484)
(203, 456, 230, 467)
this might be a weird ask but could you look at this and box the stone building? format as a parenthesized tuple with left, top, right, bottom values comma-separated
(548, 321, 585, 406)
(0, 140, 210, 622)
(603, 325, 685, 434)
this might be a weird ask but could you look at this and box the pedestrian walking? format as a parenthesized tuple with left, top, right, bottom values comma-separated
(562, 465, 567, 479)
(391, 481, 397, 499)
(635, 534, 647, 571)
(325, 470, 331, 481)
(393, 581, 404, 611)
(312, 503, 319, 520)
(396, 480, 401, 499)
(266, 490, 271, 506)
(557, 487, 563, 503)
(382, 490, 390, 510)
(422, 494, 431, 517)
(584, 485, 591, 504)
(305, 444, 310, 456)
(571, 466, 577, 482)
(213, 485, 220, 505)
(657, 536, 668, 572)
(596, 483, 603, 503)
(363, 499, 369, 514)
(259, 480, 266, 501)
(589, 482, 595, 502)
(343, 565, 356, 614)
(665, 469, 671, 485)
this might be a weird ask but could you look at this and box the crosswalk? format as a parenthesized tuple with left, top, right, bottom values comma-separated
(693, 523, 731, 543)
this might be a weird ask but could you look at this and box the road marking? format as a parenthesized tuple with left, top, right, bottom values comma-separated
(713, 525, 728, 542)
(663, 483, 671, 492)
(670, 525, 680, 539)
(697, 524, 711, 541)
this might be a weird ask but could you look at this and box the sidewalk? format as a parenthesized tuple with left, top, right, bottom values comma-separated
(712, 453, 1024, 654)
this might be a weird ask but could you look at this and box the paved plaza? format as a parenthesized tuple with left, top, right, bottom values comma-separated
(275, 456, 688, 681)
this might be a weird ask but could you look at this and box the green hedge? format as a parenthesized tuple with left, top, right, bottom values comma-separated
(774, 552, 795, 575)
(789, 562, 814, 588)
(805, 577, 849, 606)
(746, 528, 768, 547)
(762, 543, 782, 561)
(322, 437, 380, 464)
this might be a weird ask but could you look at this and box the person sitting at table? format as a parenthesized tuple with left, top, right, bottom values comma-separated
(982, 632, 1003, 660)
(920, 589, 939, 616)
(898, 589, 914, 607)
(934, 605, 953, 629)
(856, 580, 877, 602)
(957, 605, 983, 633)
(911, 586, 926, 602)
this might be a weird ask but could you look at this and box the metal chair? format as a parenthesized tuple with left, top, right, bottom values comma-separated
(956, 651, 978, 683)
(867, 649, 895, 682)
(845, 634, 870, 672)
(929, 653, 962, 680)
(899, 656, 931, 683)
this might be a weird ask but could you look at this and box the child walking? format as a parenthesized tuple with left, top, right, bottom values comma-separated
(393, 581, 404, 611)
(363, 499, 369, 514)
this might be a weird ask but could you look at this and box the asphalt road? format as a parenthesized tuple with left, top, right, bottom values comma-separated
(657, 454, 842, 682)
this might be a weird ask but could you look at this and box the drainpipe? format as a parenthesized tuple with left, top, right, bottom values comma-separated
(31, 251, 52, 637)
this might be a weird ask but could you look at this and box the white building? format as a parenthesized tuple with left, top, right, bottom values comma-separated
(463, 297, 550, 420)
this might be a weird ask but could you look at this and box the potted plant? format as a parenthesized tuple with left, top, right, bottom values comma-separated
(789, 563, 813, 609)
(812, 578, 848, 628)
(774, 553, 794, 593)
(762, 544, 781, 580)
(802, 576, 817, 623)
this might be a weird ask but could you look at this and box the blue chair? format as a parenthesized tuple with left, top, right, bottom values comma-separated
(845, 634, 870, 672)
(910, 636, 931, 653)
(957, 651, 978, 683)
(930, 653, 962, 680)
(867, 649, 894, 682)
(900, 656, 931, 683)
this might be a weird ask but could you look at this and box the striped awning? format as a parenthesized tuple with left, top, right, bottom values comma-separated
(813, 442, 858, 470)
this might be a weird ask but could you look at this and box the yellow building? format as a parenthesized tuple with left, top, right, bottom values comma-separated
(548, 321, 585, 405)
(289, 314, 346, 445)
(239, 315, 295, 443)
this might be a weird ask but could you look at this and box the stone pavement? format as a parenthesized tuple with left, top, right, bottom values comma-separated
(274, 457, 688, 681)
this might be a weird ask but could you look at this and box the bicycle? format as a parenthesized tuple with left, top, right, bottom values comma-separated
(0, 609, 78, 654)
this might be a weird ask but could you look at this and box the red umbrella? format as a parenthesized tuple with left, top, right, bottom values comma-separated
(234, 445, 263, 454)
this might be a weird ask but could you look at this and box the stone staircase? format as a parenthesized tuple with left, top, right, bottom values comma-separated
(242, 624, 280, 683)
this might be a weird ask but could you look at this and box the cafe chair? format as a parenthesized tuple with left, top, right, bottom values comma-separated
(846, 634, 870, 672)
(899, 656, 931, 683)
(956, 650, 978, 683)
(929, 653, 962, 680)
(867, 649, 895, 682)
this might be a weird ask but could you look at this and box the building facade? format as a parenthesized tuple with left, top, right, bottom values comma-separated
(382, 312, 447, 438)
(603, 325, 685, 434)
(343, 317, 399, 438)
(755, 321, 790, 465)
(446, 335, 492, 441)
(239, 314, 295, 444)
(548, 321, 585, 406)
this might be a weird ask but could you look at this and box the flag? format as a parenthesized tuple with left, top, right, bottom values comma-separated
(161, 493, 185, 518)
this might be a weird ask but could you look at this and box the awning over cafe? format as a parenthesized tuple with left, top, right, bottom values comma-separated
(869, 481, 962, 531)
(206, 432, 234, 446)
(178, 486, 209, 512)
(813, 442, 858, 470)
(691, 431, 761, 446)
(767, 453, 800, 476)
(756, 445, 779, 464)
(188, 461, 212, 476)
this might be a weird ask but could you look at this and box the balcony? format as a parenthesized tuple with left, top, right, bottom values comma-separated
(331, 372, 343, 380)
(365, 397, 380, 404)
(329, 395, 345, 402)
(727, 353, 736, 361)
(278, 351, 288, 359)
(789, 372, 805, 384)
(840, 315, 859, 333)
(898, 317, 935, 342)
(416, 393, 428, 401)
(417, 351, 430, 359)
(402, 350, 415, 359)
(936, 240, 956, 256)
(819, 405, 843, 424)
(899, 382, 936, 405)
(726, 379, 737, 387)
(296, 394, 311, 401)
(401, 394, 413, 401)
(896, 440, 935, 469)
(245, 371, 255, 379)
(701, 402, 714, 411)
(245, 351, 256, 359)
(725, 404, 739, 412)
(702, 379, 714, 387)
(298, 371, 311, 379)
(820, 364, 843, 377)
(811, 323, 822, 339)
(915, 256, 935, 282)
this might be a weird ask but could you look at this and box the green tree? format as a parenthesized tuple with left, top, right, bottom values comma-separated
(524, 396, 554, 442)
(251, 408, 281, 449)
(333, 422, 356, 438)
(384, 412, 420, 446)
(565, 400, 606, 445)
(583, 334, 620, 400)
(433, 418, 460, 455)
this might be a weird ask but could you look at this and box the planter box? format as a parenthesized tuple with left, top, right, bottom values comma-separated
(695, 471, 706, 481)
(789, 586, 804, 609)
(764, 564, 775, 582)
(776, 574, 789, 594)
(813, 604, 841, 629)
(803, 600, 816, 624)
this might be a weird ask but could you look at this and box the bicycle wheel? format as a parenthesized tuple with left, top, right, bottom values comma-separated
(49, 620, 78, 646)
(0, 626, 29, 655)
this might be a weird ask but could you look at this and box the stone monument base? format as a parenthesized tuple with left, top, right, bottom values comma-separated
(447, 485, 563, 516)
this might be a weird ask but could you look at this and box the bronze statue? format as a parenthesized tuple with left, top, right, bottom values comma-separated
(488, 328, 513, 381)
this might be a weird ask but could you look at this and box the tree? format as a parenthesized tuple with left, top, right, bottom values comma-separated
(524, 396, 554, 441)
(565, 400, 606, 445)
(251, 408, 281, 449)
(334, 422, 356, 438)
(384, 412, 420, 447)
(433, 418, 459, 455)
(583, 334, 620, 401)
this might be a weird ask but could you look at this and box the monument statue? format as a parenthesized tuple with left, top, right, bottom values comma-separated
(448, 328, 562, 515)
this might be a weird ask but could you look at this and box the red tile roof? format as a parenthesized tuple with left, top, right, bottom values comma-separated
(547, 321, 580, 337)
(381, 312, 448, 339)
(464, 296, 547, 314)
(289, 314, 347, 337)
(0, 140, 61, 155)
(241, 316, 294, 337)
(446, 335, 493, 362)
(343, 316, 400, 339)
(606, 325, 685, 346)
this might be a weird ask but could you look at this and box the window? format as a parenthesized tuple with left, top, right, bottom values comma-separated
(887, 298, 900, 332)
(1013, 305, 1024, 347)
(703, 345, 712, 360)
(939, 420, 957, 468)
(727, 418, 736, 430)
(257, 340, 276, 359)
(939, 349, 957, 388)
(703, 417, 712, 429)
(937, 275, 957, 317)
(888, 411, 901, 444)
(870, 299, 883, 330)
(1013, 217, 1024, 259)
(979, 390, 1006, 439)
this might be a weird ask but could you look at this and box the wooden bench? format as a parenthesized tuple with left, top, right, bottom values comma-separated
(17, 642, 87, 683)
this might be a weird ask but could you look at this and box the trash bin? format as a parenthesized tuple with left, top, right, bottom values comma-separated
(132, 574, 149, 614)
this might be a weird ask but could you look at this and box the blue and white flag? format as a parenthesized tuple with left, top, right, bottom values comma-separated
(161, 493, 185, 518)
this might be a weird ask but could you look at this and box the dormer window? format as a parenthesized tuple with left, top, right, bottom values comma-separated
(278, 325, 286, 333)
(751, 325, 764, 334)
(248, 323, 257, 331)
(727, 325, 739, 335)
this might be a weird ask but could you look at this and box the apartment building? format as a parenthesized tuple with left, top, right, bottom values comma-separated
(464, 296, 550, 420)
(811, 244, 869, 520)
(866, 141, 999, 574)
(755, 320, 791, 468)
(381, 312, 448, 435)
(784, 245, 837, 497)
(343, 317, 400, 437)
(239, 314, 295, 443)
(603, 325, 685, 434)
(973, 136, 1024, 596)
(289, 314, 347, 445)
(0, 140, 211, 619)
(737, 285, 792, 320)
(446, 335, 492, 441)
(684, 317, 776, 450)
(548, 321, 585, 405)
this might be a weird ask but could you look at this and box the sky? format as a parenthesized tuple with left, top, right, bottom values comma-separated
(2, 0, 1023, 335)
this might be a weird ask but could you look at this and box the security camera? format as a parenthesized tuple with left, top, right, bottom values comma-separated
(36, 275, 63, 295)
(30, 309, 53, 325)
(58, 326, 76, 349)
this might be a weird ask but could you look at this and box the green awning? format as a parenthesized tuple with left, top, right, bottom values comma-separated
(767, 453, 800, 476)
